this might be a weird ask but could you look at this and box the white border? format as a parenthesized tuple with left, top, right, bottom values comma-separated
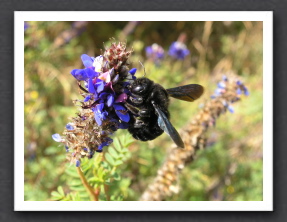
(15, 11, 273, 211)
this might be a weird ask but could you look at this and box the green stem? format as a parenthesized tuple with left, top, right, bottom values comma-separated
(76, 167, 98, 201)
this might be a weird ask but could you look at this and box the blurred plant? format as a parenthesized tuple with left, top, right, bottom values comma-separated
(168, 33, 190, 60)
(141, 74, 249, 201)
(53, 21, 88, 48)
(145, 43, 165, 65)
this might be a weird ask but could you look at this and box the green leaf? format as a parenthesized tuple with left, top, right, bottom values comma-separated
(101, 161, 111, 170)
(121, 148, 129, 154)
(51, 191, 63, 200)
(57, 186, 65, 196)
(108, 147, 119, 159)
(105, 153, 115, 166)
(113, 138, 122, 152)
(122, 134, 134, 147)
(114, 159, 124, 166)
(112, 172, 121, 181)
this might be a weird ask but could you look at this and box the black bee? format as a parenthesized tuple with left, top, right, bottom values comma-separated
(125, 77, 204, 148)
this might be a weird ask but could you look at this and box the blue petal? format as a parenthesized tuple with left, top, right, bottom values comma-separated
(129, 68, 137, 75)
(236, 80, 242, 86)
(83, 95, 91, 102)
(217, 81, 226, 89)
(75, 160, 81, 167)
(71, 69, 88, 81)
(93, 104, 105, 125)
(65, 123, 74, 130)
(52, 134, 62, 142)
(88, 78, 96, 93)
(236, 88, 242, 95)
(112, 74, 119, 84)
(81, 54, 94, 68)
(228, 105, 235, 113)
(97, 103, 104, 112)
(243, 86, 249, 96)
(85, 67, 98, 78)
(106, 94, 114, 107)
(113, 104, 130, 122)
(99, 138, 113, 150)
(145, 46, 152, 55)
(94, 111, 102, 125)
(99, 92, 108, 99)
(222, 75, 228, 81)
(96, 81, 105, 93)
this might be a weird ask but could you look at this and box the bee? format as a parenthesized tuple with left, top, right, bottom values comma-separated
(125, 77, 204, 148)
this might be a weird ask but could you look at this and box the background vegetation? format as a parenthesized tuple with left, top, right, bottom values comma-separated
(24, 21, 263, 201)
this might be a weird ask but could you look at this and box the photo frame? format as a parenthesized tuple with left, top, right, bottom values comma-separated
(16, 11, 272, 211)
(1, 0, 285, 221)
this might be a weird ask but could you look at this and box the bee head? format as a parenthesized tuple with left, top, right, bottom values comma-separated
(130, 77, 153, 96)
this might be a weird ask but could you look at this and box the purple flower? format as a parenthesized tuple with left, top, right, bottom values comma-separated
(52, 134, 62, 142)
(75, 160, 81, 167)
(115, 93, 128, 103)
(236, 88, 242, 95)
(66, 123, 74, 130)
(217, 81, 226, 89)
(83, 95, 91, 102)
(97, 138, 113, 152)
(168, 41, 190, 60)
(146, 43, 165, 60)
(71, 68, 98, 81)
(129, 68, 137, 75)
(113, 104, 130, 122)
(93, 103, 108, 126)
(81, 54, 94, 68)
(227, 105, 235, 113)
(243, 86, 249, 96)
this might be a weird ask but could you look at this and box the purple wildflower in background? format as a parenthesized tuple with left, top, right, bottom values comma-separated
(211, 76, 249, 114)
(146, 43, 165, 64)
(168, 41, 190, 60)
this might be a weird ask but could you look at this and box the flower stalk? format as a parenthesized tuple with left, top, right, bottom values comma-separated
(76, 167, 99, 201)
(140, 74, 249, 201)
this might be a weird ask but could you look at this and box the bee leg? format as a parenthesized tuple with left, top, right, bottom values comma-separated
(124, 102, 140, 116)
(129, 96, 144, 105)
(139, 109, 150, 117)
(134, 118, 146, 128)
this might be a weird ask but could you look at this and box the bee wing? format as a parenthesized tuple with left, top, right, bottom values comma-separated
(152, 102, 184, 148)
(166, 84, 204, 102)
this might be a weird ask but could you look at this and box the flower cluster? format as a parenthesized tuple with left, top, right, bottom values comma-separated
(52, 41, 137, 167)
(211, 75, 249, 114)
(168, 41, 190, 60)
(145, 43, 165, 64)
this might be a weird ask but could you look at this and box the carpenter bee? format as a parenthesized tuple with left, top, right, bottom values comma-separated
(125, 77, 204, 148)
